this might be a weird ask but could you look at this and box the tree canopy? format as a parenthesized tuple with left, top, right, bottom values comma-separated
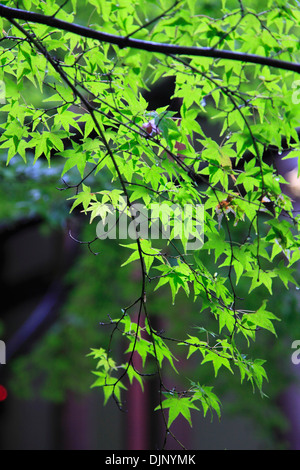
(1, 0, 300, 449)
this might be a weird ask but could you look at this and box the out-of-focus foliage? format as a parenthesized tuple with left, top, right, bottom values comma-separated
(0, 154, 66, 227)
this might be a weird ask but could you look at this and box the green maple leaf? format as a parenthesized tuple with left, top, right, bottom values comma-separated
(155, 394, 199, 428)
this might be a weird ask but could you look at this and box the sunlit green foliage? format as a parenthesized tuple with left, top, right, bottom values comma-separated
(1, 0, 300, 448)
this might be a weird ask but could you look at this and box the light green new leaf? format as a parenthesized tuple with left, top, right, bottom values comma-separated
(91, 370, 127, 405)
(155, 394, 199, 428)
(242, 300, 279, 336)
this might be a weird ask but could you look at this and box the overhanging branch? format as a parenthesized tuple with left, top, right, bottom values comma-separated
(0, 3, 300, 74)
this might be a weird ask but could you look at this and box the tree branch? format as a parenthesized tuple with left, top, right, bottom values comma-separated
(0, 3, 300, 74)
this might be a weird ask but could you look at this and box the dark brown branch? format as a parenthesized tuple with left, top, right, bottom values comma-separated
(0, 3, 300, 74)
